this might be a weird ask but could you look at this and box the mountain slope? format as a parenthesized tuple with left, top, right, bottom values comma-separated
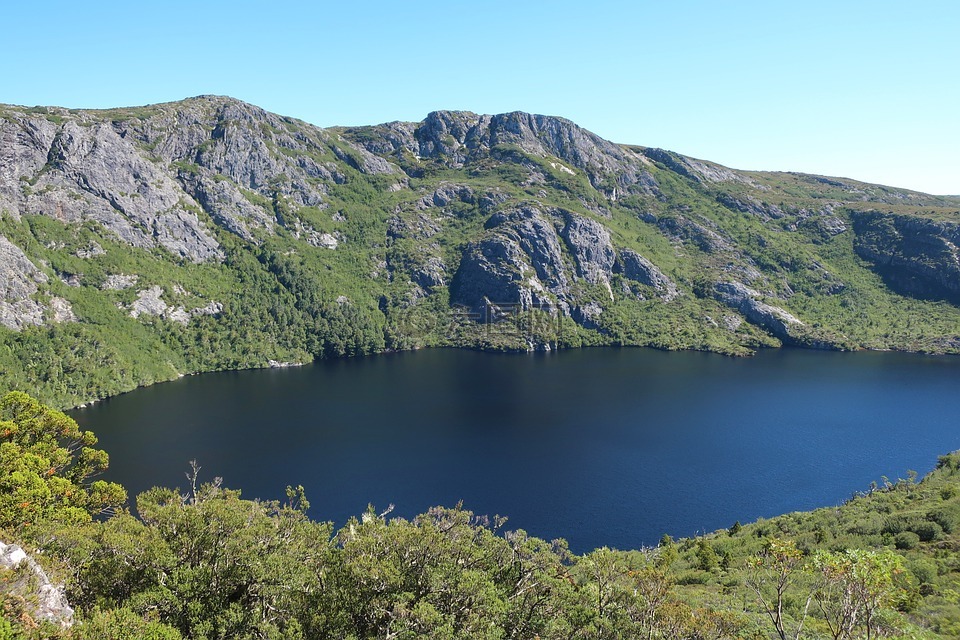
(1, 96, 959, 407)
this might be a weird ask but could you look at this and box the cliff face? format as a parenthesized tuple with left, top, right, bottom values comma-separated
(1, 96, 959, 405)
(852, 210, 960, 302)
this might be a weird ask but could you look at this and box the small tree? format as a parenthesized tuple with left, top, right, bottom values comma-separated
(0, 391, 126, 530)
(811, 549, 905, 640)
(745, 537, 815, 640)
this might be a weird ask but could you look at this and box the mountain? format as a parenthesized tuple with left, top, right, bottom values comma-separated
(1, 96, 959, 407)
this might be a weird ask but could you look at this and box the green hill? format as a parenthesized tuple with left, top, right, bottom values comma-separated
(1, 97, 959, 408)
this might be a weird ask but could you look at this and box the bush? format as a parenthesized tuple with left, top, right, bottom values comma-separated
(882, 514, 922, 535)
(908, 558, 939, 586)
(928, 502, 960, 533)
(894, 531, 920, 550)
(911, 520, 944, 542)
(75, 607, 183, 640)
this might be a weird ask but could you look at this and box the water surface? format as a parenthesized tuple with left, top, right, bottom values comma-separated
(72, 347, 960, 552)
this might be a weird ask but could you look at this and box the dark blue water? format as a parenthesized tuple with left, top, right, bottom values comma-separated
(71, 347, 960, 553)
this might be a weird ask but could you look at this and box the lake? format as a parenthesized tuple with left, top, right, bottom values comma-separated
(71, 347, 960, 553)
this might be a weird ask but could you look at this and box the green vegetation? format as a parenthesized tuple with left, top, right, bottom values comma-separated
(2, 393, 960, 638)
(2, 100, 960, 410)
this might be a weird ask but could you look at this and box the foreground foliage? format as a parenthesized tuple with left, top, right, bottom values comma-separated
(2, 394, 960, 638)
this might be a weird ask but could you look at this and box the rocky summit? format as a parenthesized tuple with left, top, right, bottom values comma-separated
(1, 96, 959, 407)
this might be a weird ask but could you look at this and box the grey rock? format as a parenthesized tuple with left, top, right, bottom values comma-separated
(177, 171, 273, 241)
(852, 210, 960, 300)
(387, 212, 441, 241)
(411, 256, 447, 289)
(130, 285, 168, 318)
(560, 212, 616, 294)
(353, 110, 660, 197)
(101, 273, 139, 290)
(0, 541, 74, 628)
(572, 301, 604, 329)
(0, 96, 364, 259)
(658, 214, 733, 254)
(618, 249, 680, 301)
(0, 235, 48, 330)
(48, 296, 77, 323)
(487, 206, 569, 297)
(75, 242, 106, 259)
(716, 193, 784, 220)
(819, 216, 847, 236)
(643, 148, 758, 186)
(450, 235, 554, 318)
(416, 182, 475, 210)
(268, 359, 304, 368)
(313, 232, 338, 249)
(713, 281, 803, 340)
(129, 285, 221, 324)
(335, 138, 397, 175)
(721, 315, 743, 331)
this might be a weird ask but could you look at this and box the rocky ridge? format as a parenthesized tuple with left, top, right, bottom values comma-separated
(1, 96, 959, 405)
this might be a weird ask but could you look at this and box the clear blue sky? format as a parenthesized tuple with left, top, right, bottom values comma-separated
(4, 1, 958, 194)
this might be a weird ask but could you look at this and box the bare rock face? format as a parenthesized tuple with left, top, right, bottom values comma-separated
(852, 210, 960, 301)
(642, 148, 758, 186)
(101, 273, 139, 290)
(486, 207, 569, 296)
(0, 96, 386, 263)
(716, 193, 784, 220)
(451, 206, 623, 322)
(618, 249, 680, 301)
(0, 235, 49, 330)
(351, 110, 659, 197)
(560, 212, 616, 294)
(128, 285, 221, 325)
(33, 120, 220, 262)
(129, 285, 169, 319)
(0, 541, 74, 628)
(713, 281, 803, 340)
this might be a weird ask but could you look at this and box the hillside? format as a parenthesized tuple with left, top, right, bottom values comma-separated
(1, 96, 960, 407)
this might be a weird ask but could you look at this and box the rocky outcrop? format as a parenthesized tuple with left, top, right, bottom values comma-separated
(451, 206, 624, 322)
(450, 235, 554, 319)
(642, 148, 757, 186)
(713, 281, 803, 340)
(0, 541, 74, 628)
(658, 213, 733, 254)
(416, 182, 475, 210)
(129, 285, 221, 325)
(0, 235, 48, 330)
(486, 207, 569, 296)
(852, 210, 960, 301)
(349, 110, 659, 197)
(716, 193, 784, 220)
(560, 212, 615, 297)
(0, 235, 75, 331)
(0, 96, 390, 261)
(101, 273, 139, 290)
(617, 249, 679, 301)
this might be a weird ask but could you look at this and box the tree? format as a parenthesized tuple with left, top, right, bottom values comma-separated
(0, 391, 126, 530)
(811, 549, 906, 640)
(746, 537, 815, 640)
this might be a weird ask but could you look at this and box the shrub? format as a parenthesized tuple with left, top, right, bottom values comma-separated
(911, 520, 944, 542)
(894, 531, 920, 550)
(928, 502, 960, 533)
